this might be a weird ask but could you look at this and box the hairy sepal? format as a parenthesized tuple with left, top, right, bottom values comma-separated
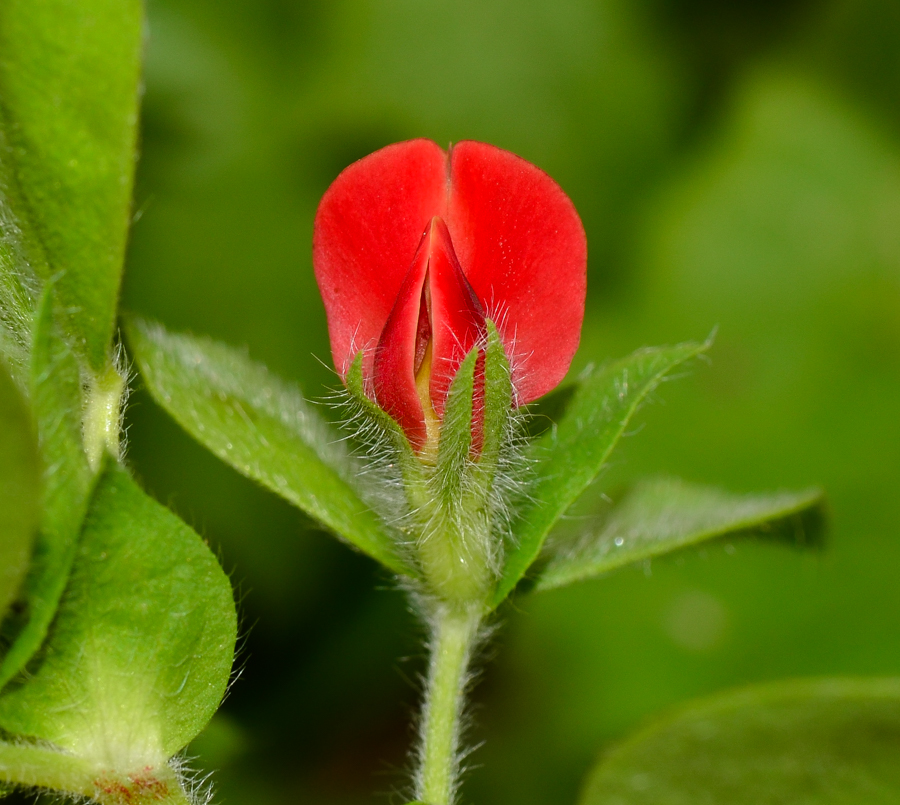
(418, 327, 516, 606)
(344, 328, 518, 606)
(344, 352, 428, 500)
(343, 353, 429, 569)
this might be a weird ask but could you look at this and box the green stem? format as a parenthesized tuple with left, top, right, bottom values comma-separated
(415, 602, 483, 805)
(0, 740, 190, 804)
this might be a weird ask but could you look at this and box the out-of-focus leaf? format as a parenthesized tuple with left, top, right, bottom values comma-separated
(534, 478, 825, 592)
(580, 677, 900, 804)
(126, 317, 415, 577)
(0, 295, 93, 690)
(0, 0, 142, 370)
(0, 462, 236, 774)
(493, 341, 709, 607)
(0, 359, 39, 621)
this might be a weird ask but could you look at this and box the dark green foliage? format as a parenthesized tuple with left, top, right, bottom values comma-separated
(581, 677, 900, 804)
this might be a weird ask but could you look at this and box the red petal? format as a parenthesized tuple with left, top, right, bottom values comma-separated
(313, 139, 447, 379)
(313, 138, 587, 419)
(426, 218, 486, 417)
(446, 141, 587, 404)
(372, 226, 430, 448)
(373, 219, 486, 450)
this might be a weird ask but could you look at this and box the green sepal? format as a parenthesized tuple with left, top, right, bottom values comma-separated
(418, 330, 514, 606)
(533, 478, 825, 592)
(478, 320, 513, 489)
(493, 339, 711, 608)
(415, 347, 492, 603)
(0, 358, 39, 623)
(344, 351, 424, 491)
(0, 293, 94, 690)
(581, 677, 900, 804)
(434, 346, 479, 507)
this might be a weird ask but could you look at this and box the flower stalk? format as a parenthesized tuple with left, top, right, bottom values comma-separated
(416, 602, 484, 805)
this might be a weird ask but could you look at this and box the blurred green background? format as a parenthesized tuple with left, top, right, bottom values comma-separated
(115, 0, 900, 802)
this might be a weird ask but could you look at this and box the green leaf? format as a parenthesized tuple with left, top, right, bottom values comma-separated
(493, 341, 710, 607)
(0, 462, 236, 771)
(580, 677, 900, 804)
(0, 0, 143, 370)
(0, 172, 39, 385)
(534, 478, 825, 592)
(0, 295, 93, 689)
(126, 317, 416, 578)
(0, 359, 39, 622)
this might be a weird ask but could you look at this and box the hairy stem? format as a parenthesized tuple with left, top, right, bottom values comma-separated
(415, 602, 483, 805)
(0, 740, 191, 805)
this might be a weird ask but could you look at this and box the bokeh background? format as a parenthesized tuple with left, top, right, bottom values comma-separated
(116, 0, 900, 802)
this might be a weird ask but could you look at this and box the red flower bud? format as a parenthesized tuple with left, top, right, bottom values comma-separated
(313, 139, 586, 451)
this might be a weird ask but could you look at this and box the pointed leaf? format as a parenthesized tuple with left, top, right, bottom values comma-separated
(581, 677, 900, 805)
(0, 0, 143, 369)
(0, 360, 39, 622)
(534, 478, 825, 592)
(494, 341, 710, 607)
(0, 463, 236, 770)
(0, 295, 93, 689)
(126, 317, 416, 577)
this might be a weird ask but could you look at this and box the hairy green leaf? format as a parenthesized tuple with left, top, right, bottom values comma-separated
(494, 341, 709, 607)
(126, 317, 415, 577)
(0, 462, 236, 770)
(0, 161, 38, 386)
(581, 677, 900, 804)
(0, 0, 142, 370)
(534, 478, 824, 592)
(0, 360, 39, 621)
(0, 296, 93, 689)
